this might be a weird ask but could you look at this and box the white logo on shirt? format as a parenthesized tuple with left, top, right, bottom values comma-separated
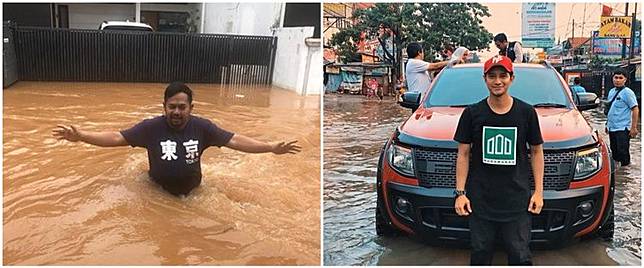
(160, 140, 178, 161)
(486, 134, 513, 155)
(183, 139, 199, 159)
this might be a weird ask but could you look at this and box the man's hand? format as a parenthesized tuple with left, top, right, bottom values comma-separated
(528, 192, 544, 214)
(629, 127, 638, 138)
(271, 140, 301, 154)
(53, 125, 82, 142)
(454, 195, 472, 216)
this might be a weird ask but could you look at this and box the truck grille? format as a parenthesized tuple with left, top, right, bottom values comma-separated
(414, 149, 575, 191)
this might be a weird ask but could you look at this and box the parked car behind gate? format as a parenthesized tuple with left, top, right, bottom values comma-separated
(99, 21, 153, 32)
(377, 62, 613, 247)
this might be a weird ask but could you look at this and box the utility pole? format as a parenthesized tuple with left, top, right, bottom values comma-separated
(571, 19, 575, 64)
(572, 19, 575, 40)
(582, 3, 587, 37)
(628, 2, 637, 64)
(621, 3, 629, 60)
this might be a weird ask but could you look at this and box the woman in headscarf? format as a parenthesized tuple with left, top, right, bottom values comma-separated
(447, 47, 470, 67)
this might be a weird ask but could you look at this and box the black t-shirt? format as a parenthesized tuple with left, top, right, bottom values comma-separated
(120, 115, 234, 195)
(454, 97, 543, 222)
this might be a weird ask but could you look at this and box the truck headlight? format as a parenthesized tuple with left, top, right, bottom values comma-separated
(388, 143, 415, 177)
(574, 147, 602, 180)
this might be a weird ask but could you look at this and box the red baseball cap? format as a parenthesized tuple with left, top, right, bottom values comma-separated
(484, 55, 513, 74)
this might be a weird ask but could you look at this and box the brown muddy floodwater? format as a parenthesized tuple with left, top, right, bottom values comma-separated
(323, 94, 640, 266)
(3, 82, 320, 265)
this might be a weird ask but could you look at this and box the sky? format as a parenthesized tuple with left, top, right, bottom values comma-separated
(478, 2, 641, 59)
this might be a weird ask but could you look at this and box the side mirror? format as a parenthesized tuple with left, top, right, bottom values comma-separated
(400, 91, 421, 111)
(574, 92, 600, 111)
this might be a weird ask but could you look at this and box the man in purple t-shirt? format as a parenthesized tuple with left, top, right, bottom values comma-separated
(53, 82, 301, 196)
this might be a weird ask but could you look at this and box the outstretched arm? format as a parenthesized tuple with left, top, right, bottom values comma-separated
(224, 134, 301, 154)
(427, 60, 449, 71)
(52, 125, 128, 147)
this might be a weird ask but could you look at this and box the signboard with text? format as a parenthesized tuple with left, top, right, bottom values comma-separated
(599, 16, 632, 38)
(521, 3, 556, 48)
(592, 30, 640, 57)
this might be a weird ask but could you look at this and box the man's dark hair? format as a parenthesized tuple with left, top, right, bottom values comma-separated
(573, 77, 581, 84)
(485, 66, 513, 77)
(164, 81, 193, 103)
(494, 33, 508, 43)
(443, 43, 455, 53)
(613, 68, 628, 78)
(407, 42, 423, 58)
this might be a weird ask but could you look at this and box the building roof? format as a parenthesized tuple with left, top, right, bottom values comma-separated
(566, 37, 591, 49)
(353, 3, 375, 10)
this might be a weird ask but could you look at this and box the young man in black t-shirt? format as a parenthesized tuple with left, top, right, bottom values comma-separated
(453, 55, 544, 265)
(53, 82, 301, 196)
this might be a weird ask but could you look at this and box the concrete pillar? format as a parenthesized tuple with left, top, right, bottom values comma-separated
(135, 3, 141, 22)
(200, 3, 206, 33)
(279, 3, 286, 28)
(303, 37, 321, 95)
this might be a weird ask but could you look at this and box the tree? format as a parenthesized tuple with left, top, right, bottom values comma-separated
(588, 55, 621, 70)
(329, 3, 494, 78)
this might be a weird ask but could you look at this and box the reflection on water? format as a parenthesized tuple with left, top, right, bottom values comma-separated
(323, 94, 640, 265)
(3, 82, 320, 265)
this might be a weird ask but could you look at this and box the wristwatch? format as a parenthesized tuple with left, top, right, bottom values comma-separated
(453, 189, 466, 197)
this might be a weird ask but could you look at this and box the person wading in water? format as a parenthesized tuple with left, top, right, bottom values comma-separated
(53, 81, 301, 196)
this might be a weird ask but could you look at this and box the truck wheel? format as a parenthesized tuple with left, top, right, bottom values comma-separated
(598, 170, 616, 241)
(376, 143, 397, 237)
(376, 196, 397, 236)
(598, 198, 614, 241)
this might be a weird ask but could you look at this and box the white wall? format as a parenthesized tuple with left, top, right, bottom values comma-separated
(66, 4, 135, 29)
(272, 27, 320, 95)
(202, 3, 281, 36)
(304, 41, 322, 95)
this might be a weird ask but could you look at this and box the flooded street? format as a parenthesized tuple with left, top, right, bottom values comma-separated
(3, 82, 320, 265)
(323, 94, 640, 265)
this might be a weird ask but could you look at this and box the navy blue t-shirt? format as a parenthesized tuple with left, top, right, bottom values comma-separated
(120, 115, 234, 195)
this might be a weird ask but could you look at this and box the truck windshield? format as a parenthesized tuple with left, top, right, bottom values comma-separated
(425, 67, 571, 108)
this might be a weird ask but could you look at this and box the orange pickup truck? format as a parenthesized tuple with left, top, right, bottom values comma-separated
(376, 62, 614, 247)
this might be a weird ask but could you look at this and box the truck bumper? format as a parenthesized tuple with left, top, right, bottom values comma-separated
(386, 182, 604, 246)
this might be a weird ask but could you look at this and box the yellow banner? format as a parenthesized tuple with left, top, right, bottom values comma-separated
(599, 16, 632, 38)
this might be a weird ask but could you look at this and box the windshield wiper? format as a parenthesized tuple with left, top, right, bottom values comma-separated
(533, 103, 567, 108)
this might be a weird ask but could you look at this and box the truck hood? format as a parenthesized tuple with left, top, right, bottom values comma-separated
(399, 107, 597, 149)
